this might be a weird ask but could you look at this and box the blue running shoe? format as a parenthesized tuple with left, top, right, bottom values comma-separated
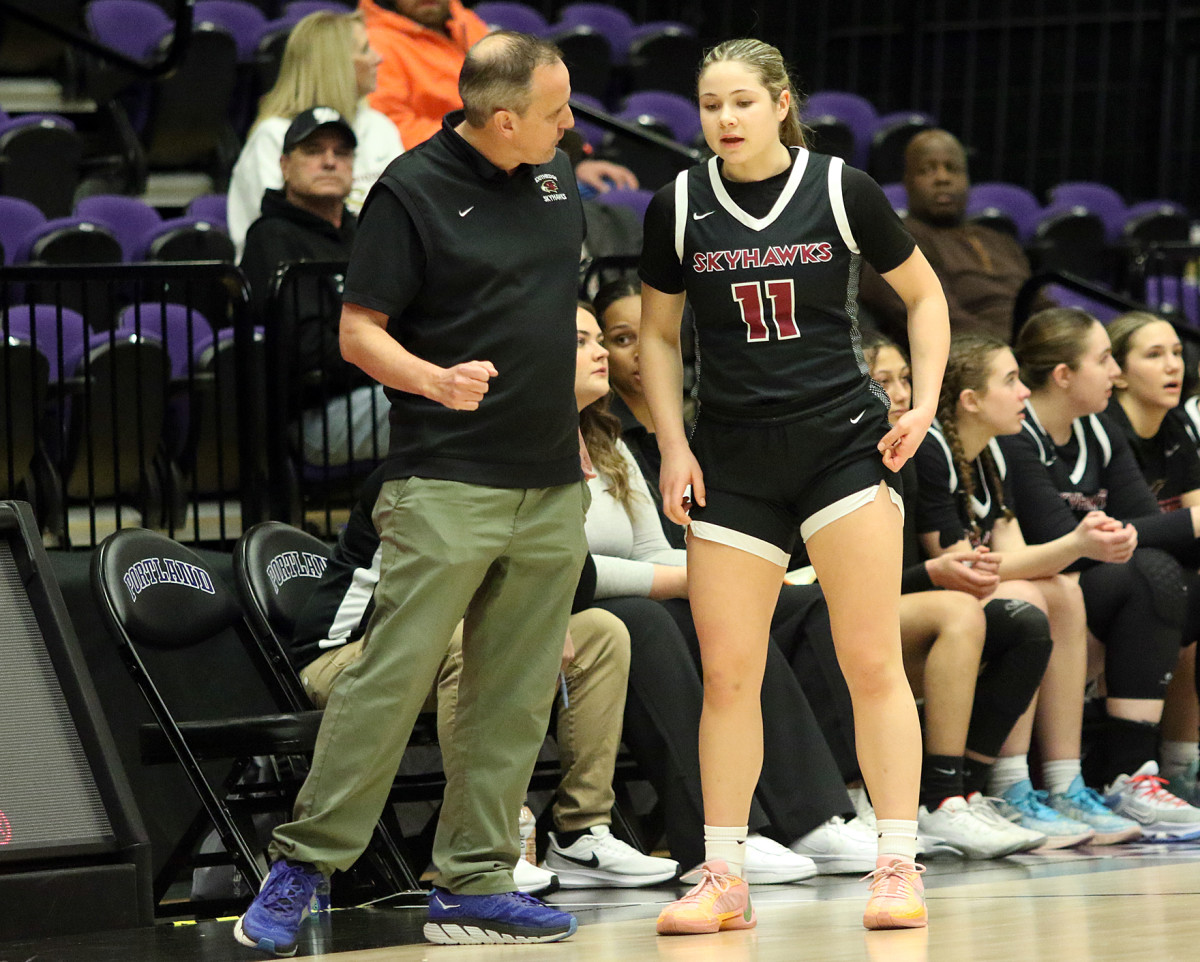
(994, 779, 1094, 849)
(1047, 775, 1142, 845)
(233, 859, 328, 956)
(425, 888, 578, 944)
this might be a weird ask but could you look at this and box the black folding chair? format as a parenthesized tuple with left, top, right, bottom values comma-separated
(91, 527, 413, 915)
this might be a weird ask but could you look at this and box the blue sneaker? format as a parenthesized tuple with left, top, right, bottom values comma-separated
(994, 779, 1094, 849)
(233, 859, 328, 956)
(1047, 775, 1142, 845)
(424, 888, 578, 944)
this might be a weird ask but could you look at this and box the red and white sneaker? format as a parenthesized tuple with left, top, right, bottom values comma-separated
(1104, 761, 1200, 841)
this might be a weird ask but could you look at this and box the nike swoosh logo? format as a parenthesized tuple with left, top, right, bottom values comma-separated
(692, 211, 714, 220)
(433, 895, 461, 909)
(1166, 444, 1181, 457)
(458, 206, 474, 217)
(850, 410, 865, 424)
(933, 768, 957, 776)
(554, 851, 600, 868)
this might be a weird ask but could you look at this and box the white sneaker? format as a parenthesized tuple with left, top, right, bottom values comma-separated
(789, 815, 877, 874)
(965, 792, 1047, 852)
(918, 795, 1039, 859)
(1104, 760, 1200, 841)
(512, 856, 558, 895)
(742, 833, 816, 884)
(542, 825, 679, 888)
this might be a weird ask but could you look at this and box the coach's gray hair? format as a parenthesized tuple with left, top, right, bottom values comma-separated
(459, 31, 564, 128)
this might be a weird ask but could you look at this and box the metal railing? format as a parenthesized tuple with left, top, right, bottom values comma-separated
(0, 261, 262, 548)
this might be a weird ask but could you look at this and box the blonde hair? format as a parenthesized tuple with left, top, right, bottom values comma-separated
(253, 11, 363, 131)
(699, 39, 809, 149)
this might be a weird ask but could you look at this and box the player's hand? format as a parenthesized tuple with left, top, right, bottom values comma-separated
(1074, 511, 1138, 564)
(659, 444, 705, 526)
(879, 405, 934, 472)
(926, 546, 1000, 598)
(429, 360, 497, 411)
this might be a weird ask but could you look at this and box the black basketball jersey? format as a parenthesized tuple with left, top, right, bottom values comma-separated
(657, 148, 908, 411)
(1107, 399, 1200, 512)
(915, 424, 1011, 549)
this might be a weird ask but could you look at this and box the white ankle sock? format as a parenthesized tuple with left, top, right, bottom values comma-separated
(703, 824, 748, 877)
(875, 819, 919, 862)
(987, 754, 1030, 797)
(1042, 758, 1082, 796)
(1160, 741, 1199, 779)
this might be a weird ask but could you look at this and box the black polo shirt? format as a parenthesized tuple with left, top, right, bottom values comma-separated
(343, 111, 586, 488)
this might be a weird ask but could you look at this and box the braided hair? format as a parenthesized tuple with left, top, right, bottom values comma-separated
(936, 334, 1016, 542)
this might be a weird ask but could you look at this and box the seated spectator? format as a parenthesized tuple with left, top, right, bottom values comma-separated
(227, 10, 403, 258)
(239, 107, 388, 466)
(361, 0, 637, 196)
(858, 129, 1042, 344)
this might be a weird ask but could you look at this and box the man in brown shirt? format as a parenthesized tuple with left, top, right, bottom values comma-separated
(859, 129, 1036, 344)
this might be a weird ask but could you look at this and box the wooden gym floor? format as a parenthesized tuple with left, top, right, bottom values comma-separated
(5, 841, 1200, 962)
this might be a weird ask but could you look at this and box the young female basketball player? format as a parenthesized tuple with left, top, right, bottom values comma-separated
(637, 39, 949, 933)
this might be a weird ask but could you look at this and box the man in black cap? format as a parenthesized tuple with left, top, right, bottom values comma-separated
(240, 107, 387, 466)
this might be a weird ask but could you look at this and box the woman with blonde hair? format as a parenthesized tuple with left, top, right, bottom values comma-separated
(226, 10, 401, 257)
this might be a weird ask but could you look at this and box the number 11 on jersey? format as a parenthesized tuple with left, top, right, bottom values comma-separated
(731, 279, 800, 342)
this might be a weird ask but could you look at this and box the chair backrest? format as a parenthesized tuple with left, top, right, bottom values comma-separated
(139, 217, 236, 262)
(0, 197, 47, 265)
(194, 0, 269, 61)
(19, 218, 124, 266)
(556, 2, 634, 59)
(473, 1, 549, 34)
(869, 110, 934, 184)
(75, 195, 164, 260)
(234, 521, 332, 708)
(1032, 205, 1108, 280)
(1, 304, 88, 381)
(626, 25, 701, 98)
(801, 90, 878, 168)
(547, 26, 612, 100)
(115, 302, 215, 377)
(618, 89, 701, 145)
(967, 182, 1043, 244)
(86, 0, 173, 60)
(186, 193, 229, 229)
(1123, 201, 1190, 245)
(1046, 181, 1127, 242)
(0, 115, 84, 219)
(93, 527, 245, 650)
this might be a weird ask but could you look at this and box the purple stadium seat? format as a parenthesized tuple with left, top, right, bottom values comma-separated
(86, 0, 172, 60)
(801, 91, 878, 169)
(1144, 276, 1200, 326)
(570, 93, 609, 149)
(626, 22, 700, 98)
(618, 90, 701, 146)
(556, 2, 634, 62)
(1040, 284, 1125, 325)
(15, 217, 123, 266)
(282, 0, 353, 14)
(967, 182, 1043, 245)
(1123, 201, 1190, 245)
(595, 188, 654, 222)
(1, 305, 89, 381)
(186, 193, 230, 229)
(473, 1, 548, 34)
(0, 114, 84, 218)
(195, 0, 269, 61)
(75, 195, 163, 260)
(136, 217, 236, 262)
(0, 197, 48, 265)
(869, 110, 934, 183)
(1047, 182, 1127, 243)
(881, 183, 908, 216)
(116, 303, 215, 377)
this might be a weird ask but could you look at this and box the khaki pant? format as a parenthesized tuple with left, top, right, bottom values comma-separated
(302, 606, 630, 832)
(270, 477, 587, 892)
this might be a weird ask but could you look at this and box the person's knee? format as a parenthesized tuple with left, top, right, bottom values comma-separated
(931, 592, 987, 651)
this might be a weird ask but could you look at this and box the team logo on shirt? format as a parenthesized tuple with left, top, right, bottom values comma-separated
(535, 172, 567, 202)
(692, 243, 832, 273)
(1061, 490, 1107, 512)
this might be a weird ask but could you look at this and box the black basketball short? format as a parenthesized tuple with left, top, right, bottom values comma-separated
(687, 381, 904, 566)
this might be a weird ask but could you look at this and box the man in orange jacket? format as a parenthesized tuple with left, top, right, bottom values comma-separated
(362, 0, 638, 192)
